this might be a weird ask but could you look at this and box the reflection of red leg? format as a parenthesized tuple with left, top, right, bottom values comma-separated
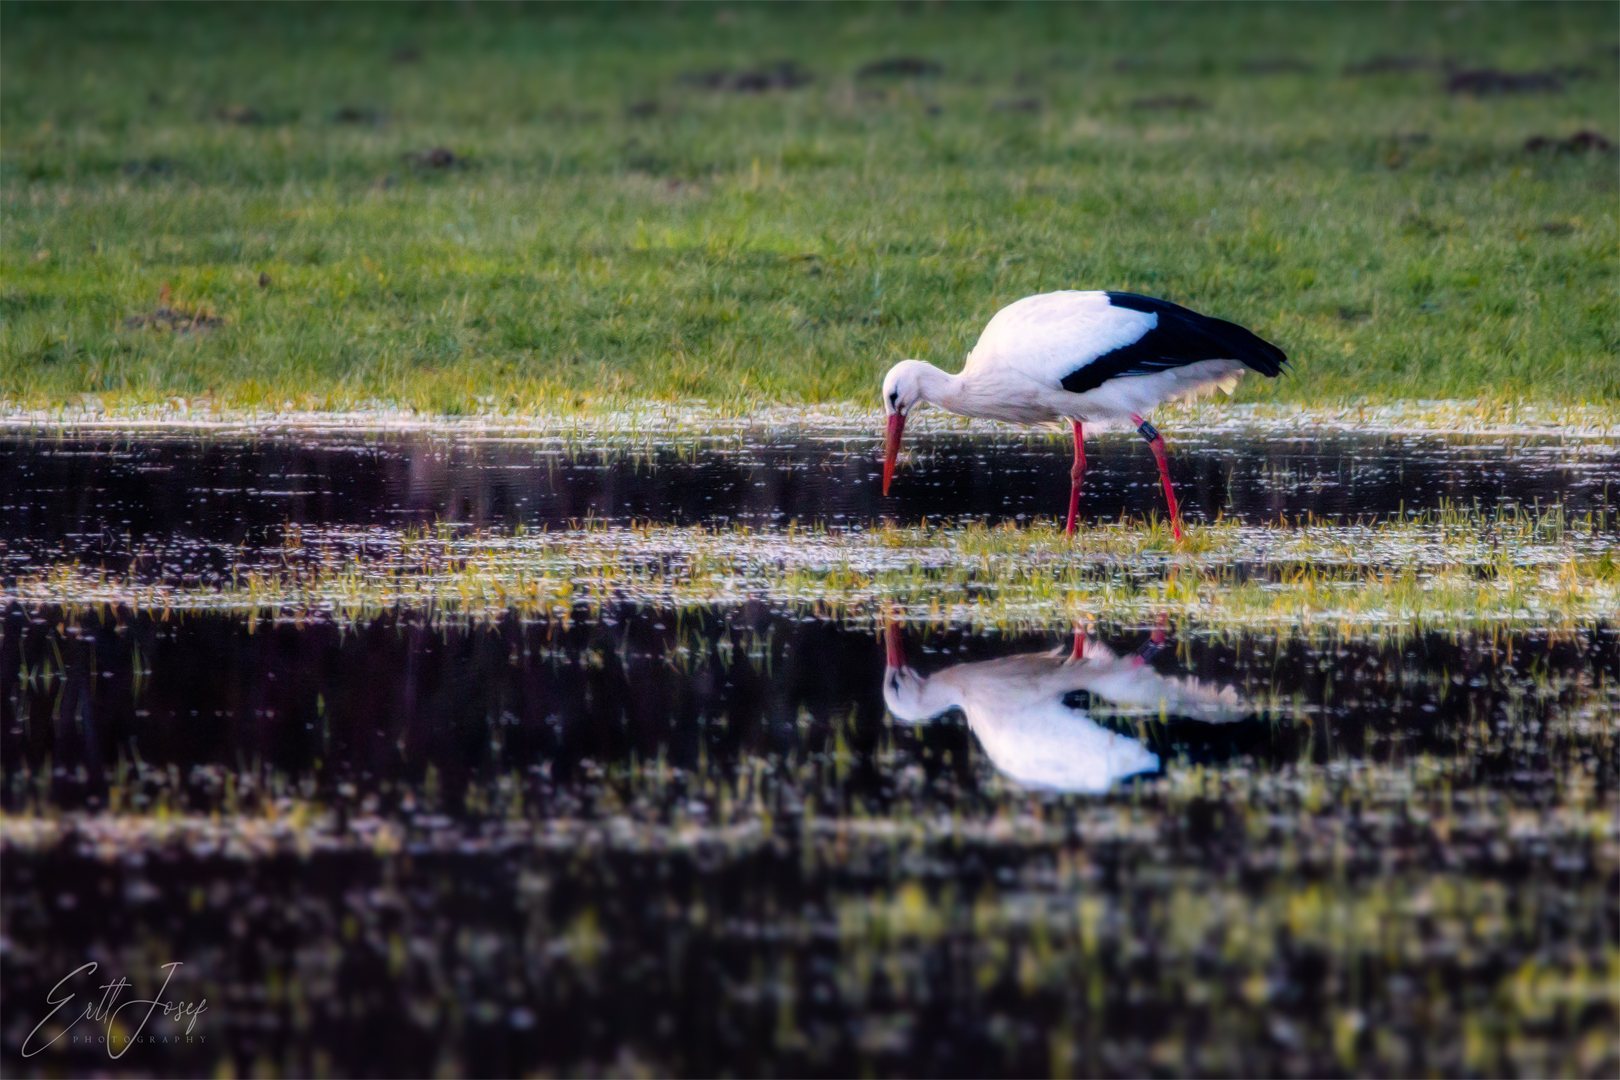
(1065, 420, 1086, 536)
(1132, 615, 1171, 666)
(884, 607, 904, 668)
(1131, 414, 1183, 541)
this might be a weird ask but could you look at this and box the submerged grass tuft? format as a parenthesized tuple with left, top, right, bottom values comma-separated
(11, 504, 1616, 632)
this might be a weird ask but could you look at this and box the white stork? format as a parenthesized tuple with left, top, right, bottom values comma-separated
(882, 623, 1244, 793)
(880, 290, 1289, 539)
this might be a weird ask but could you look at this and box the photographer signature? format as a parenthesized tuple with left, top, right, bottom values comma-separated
(22, 961, 207, 1059)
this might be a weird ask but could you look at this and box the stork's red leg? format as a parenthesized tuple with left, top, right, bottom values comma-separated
(1064, 420, 1086, 536)
(1131, 414, 1183, 541)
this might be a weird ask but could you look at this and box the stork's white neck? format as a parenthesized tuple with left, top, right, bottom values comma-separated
(912, 363, 966, 413)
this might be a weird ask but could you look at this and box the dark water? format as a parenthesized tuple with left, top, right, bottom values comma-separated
(6, 604, 1613, 814)
(3, 428, 1617, 1077)
(3, 602, 1616, 1077)
(1, 606, 1309, 814)
(3, 431, 1615, 567)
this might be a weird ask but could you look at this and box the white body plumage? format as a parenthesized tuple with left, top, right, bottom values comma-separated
(882, 290, 1256, 429)
(878, 289, 1289, 536)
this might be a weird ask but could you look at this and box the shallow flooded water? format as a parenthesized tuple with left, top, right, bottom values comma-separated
(4, 430, 1615, 558)
(5, 602, 1614, 825)
(2, 429, 1617, 1077)
(10, 603, 1551, 814)
(3, 602, 1616, 1077)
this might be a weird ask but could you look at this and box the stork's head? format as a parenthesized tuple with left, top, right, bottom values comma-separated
(883, 664, 942, 724)
(883, 662, 966, 726)
(880, 360, 932, 495)
(882, 608, 955, 722)
(881, 359, 933, 419)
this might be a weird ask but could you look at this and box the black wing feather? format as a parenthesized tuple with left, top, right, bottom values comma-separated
(1060, 292, 1289, 395)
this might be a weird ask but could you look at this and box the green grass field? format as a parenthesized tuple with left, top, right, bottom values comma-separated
(2, 1, 1616, 414)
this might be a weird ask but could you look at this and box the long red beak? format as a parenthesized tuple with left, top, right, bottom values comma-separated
(882, 413, 905, 496)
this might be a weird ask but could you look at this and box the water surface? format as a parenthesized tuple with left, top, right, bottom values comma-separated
(2, 427, 1616, 1078)
(4, 430, 1613, 568)
(3, 604, 1614, 1076)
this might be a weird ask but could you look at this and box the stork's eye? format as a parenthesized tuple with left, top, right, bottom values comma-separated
(888, 391, 898, 407)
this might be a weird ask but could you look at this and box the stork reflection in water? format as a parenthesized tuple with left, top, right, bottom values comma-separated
(882, 621, 1247, 794)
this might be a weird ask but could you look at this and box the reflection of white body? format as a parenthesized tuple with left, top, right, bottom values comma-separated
(883, 636, 1242, 794)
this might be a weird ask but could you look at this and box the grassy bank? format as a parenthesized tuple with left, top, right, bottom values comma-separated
(2, 1, 1616, 413)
